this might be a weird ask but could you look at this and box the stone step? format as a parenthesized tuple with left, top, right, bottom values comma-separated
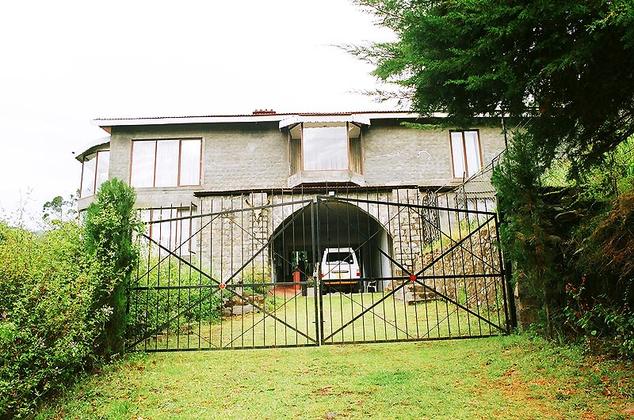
(407, 297, 435, 305)
(394, 290, 437, 303)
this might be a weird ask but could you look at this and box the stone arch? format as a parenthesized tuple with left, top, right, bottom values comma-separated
(270, 198, 394, 290)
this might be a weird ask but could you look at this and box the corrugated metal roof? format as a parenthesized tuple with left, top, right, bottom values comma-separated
(93, 110, 413, 122)
(92, 110, 437, 133)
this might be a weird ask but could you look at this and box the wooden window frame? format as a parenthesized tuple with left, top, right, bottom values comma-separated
(129, 138, 203, 188)
(449, 129, 483, 179)
(348, 122, 364, 175)
(298, 122, 363, 173)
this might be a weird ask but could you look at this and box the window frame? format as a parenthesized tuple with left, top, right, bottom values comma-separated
(348, 123, 364, 174)
(79, 149, 110, 198)
(290, 122, 363, 174)
(449, 129, 483, 179)
(129, 138, 203, 188)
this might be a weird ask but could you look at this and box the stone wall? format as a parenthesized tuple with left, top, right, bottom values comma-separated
(186, 189, 471, 283)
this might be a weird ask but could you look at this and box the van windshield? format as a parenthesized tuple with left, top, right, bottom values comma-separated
(325, 252, 354, 264)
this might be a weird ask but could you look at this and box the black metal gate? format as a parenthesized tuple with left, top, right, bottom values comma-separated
(126, 191, 510, 352)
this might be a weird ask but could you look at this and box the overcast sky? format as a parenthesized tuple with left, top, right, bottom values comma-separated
(0, 0, 395, 228)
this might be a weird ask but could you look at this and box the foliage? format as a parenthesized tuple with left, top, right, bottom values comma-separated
(493, 133, 634, 352)
(241, 265, 271, 294)
(563, 191, 634, 358)
(565, 288, 634, 359)
(0, 178, 140, 418)
(355, 0, 634, 356)
(492, 132, 562, 332)
(574, 190, 634, 289)
(575, 138, 634, 200)
(354, 0, 634, 172)
(84, 178, 140, 356)
(0, 222, 102, 418)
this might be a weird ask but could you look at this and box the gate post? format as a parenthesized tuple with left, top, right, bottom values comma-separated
(495, 209, 517, 331)
(311, 198, 323, 345)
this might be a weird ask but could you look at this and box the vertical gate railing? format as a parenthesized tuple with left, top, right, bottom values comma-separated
(315, 194, 508, 345)
(126, 189, 509, 352)
(127, 195, 320, 351)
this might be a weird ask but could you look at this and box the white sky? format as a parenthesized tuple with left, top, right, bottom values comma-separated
(0, 0, 396, 228)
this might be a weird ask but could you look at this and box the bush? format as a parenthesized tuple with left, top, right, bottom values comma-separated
(84, 178, 140, 356)
(494, 131, 634, 357)
(564, 191, 634, 358)
(0, 222, 100, 417)
(574, 191, 634, 289)
(492, 131, 563, 333)
(0, 179, 140, 418)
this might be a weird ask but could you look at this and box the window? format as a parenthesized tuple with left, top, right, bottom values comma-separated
(326, 252, 355, 264)
(303, 126, 348, 170)
(450, 130, 482, 178)
(142, 207, 198, 254)
(80, 150, 110, 197)
(130, 139, 202, 188)
(288, 123, 363, 174)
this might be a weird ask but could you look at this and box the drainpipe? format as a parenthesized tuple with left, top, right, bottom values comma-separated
(501, 115, 508, 150)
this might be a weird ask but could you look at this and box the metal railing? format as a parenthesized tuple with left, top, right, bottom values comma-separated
(126, 187, 510, 351)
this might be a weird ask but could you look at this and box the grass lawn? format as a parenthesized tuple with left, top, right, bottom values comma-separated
(39, 335, 632, 419)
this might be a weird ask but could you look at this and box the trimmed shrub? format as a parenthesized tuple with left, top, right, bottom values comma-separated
(84, 178, 140, 356)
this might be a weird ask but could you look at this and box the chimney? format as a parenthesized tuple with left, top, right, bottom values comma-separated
(252, 108, 276, 115)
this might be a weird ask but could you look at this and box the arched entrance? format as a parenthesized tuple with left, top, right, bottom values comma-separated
(271, 200, 393, 292)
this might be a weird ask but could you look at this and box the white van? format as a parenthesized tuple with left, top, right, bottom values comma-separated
(320, 247, 361, 293)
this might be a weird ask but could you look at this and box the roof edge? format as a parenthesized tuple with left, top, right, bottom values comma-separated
(93, 111, 442, 131)
(75, 139, 110, 162)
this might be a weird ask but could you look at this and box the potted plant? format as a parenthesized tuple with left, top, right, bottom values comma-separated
(302, 276, 317, 297)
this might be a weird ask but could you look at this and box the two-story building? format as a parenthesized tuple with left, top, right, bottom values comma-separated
(77, 109, 505, 286)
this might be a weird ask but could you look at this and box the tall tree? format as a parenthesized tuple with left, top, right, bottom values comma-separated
(353, 0, 634, 170)
(42, 194, 77, 224)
